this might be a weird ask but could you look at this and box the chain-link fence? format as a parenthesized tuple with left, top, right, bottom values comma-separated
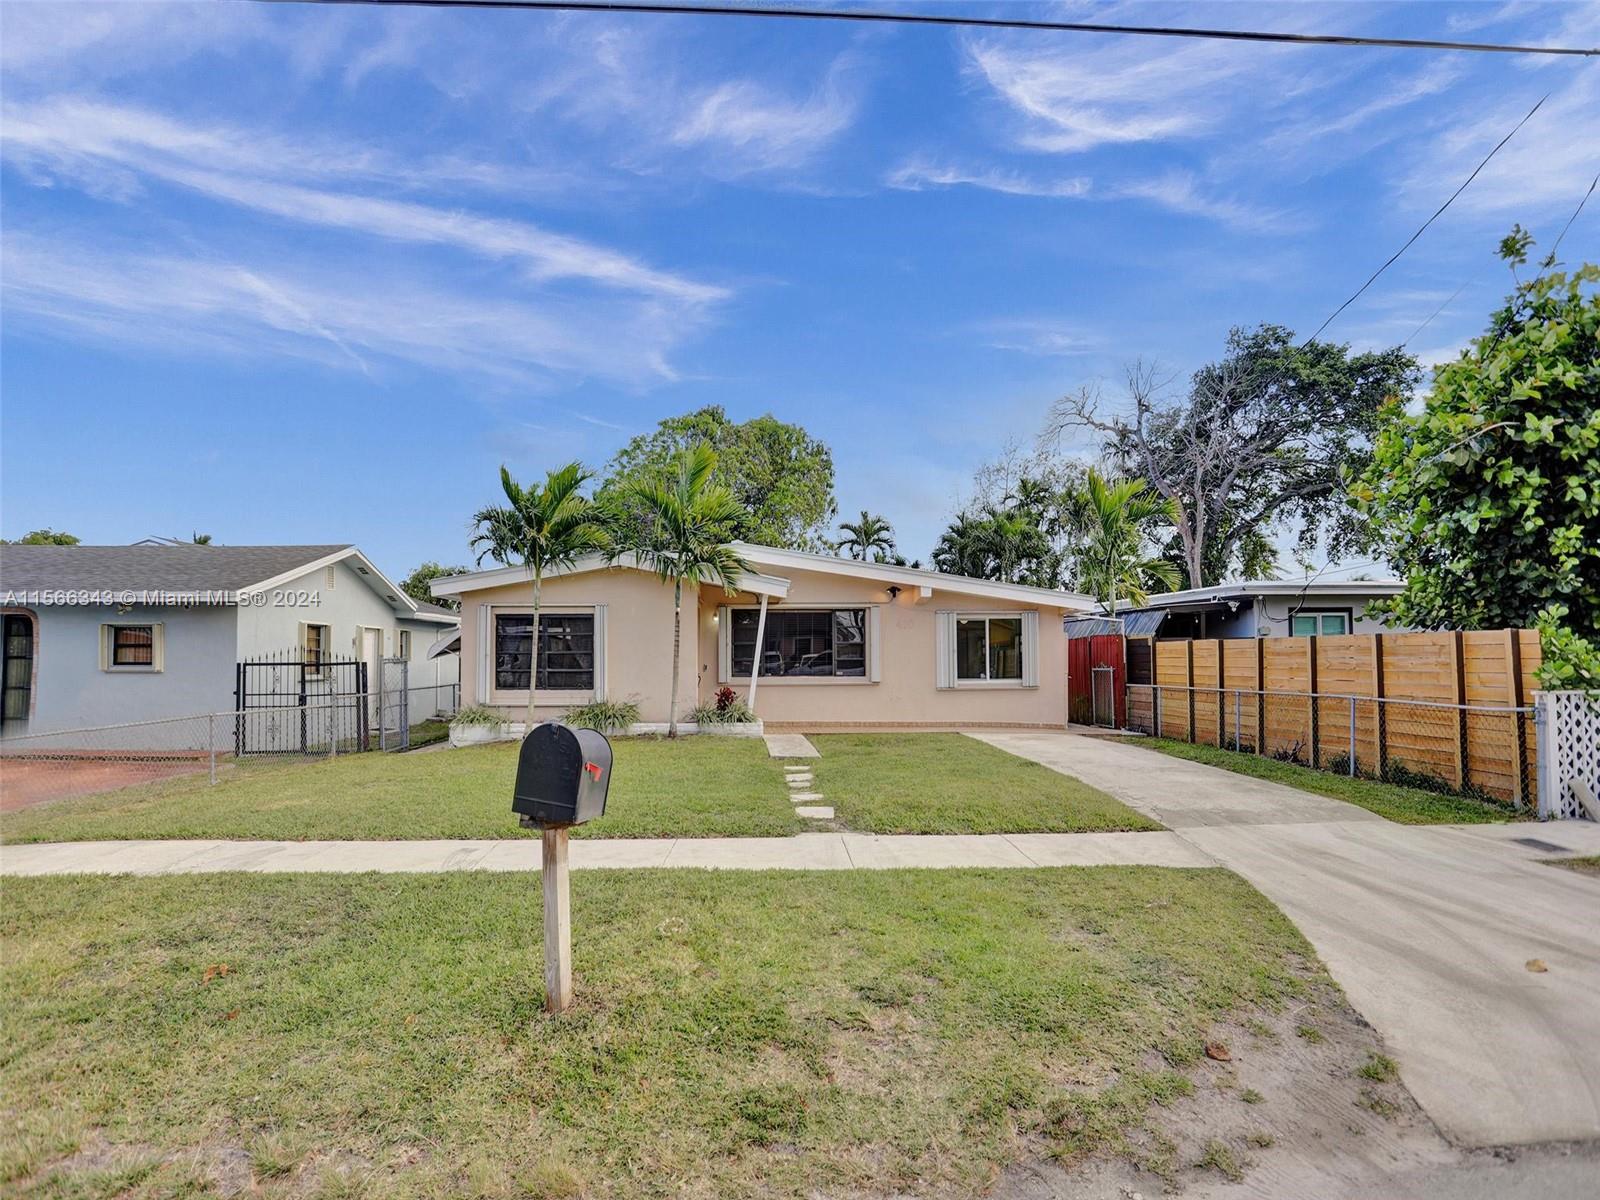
(0, 683, 461, 810)
(1126, 684, 1537, 808)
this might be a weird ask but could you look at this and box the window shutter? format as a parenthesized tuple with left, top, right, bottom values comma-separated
(717, 606, 732, 682)
(476, 605, 490, 703)
(592, 605, 608, 700)
(1022, 610, 1039, 688)
(99, 625, 110, 671)
(935, 611, 956, 689)
(868, 606, 882, 682)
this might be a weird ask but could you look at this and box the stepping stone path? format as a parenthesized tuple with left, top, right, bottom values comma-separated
(770, 736, 831, 823)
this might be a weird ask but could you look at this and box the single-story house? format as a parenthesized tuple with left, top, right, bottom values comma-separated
(431, 542, 1097, 729)
(0, 543, 459, 737)
(1066, 579, 1408, 641)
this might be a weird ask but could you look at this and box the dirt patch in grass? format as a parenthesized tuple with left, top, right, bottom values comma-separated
(991, 983, 1459, 1198)
(1544, 855, 1600, 876)
(7, 867, 1333, 1198)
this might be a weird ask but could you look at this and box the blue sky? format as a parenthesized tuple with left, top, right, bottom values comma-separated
(2, 0, 1595, 578)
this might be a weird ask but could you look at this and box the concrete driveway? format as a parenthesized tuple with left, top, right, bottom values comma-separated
(973, 730, 1600, 1149)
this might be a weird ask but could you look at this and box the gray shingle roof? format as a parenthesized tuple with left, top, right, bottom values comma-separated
(0, 544, 351, 596)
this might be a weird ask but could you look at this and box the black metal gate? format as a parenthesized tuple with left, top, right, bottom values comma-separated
(235, 648, 370, 755)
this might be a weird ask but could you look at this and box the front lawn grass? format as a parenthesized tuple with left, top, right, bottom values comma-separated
(2, 867, 1312, 1198)
(1125, 737, 1521, 825)
(0, 738, 802, 843)
(1546, 855, 1600, 875)
(812, 733, 1162, 834)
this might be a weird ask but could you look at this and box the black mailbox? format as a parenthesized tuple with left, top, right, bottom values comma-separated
(513, 723, 612, 828)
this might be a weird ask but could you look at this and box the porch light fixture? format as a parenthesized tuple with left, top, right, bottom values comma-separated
(887, 585, 901, 601)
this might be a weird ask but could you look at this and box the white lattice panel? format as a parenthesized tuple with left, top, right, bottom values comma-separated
(1538, 691, 1600, 820)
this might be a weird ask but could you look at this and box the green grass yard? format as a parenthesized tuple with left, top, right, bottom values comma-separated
(2, 867, 1315, 1198)
(813, 733, 1161, 834)
(1, 738, 803, 843)
(1124, 737, 1523, 825)
(2, 733, 1155, 843)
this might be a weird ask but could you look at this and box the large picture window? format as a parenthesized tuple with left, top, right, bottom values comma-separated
(495, 612, 595, 691)
(731, 608, 866, 678)
(956, 616, 1024, 682)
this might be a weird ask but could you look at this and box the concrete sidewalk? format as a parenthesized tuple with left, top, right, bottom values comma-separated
(0, 828, 1213, 876)
(973, 730, 1600, 1149)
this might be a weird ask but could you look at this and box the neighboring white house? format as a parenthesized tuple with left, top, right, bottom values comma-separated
(0, 543, 458, 737)
(1076, 579, 1409, 641)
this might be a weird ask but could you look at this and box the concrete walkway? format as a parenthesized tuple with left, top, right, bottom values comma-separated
(972, 730, 1600, 1149)
(0, 828, 1213, 876)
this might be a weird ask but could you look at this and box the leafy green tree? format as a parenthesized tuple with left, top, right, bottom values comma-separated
(931, 504, 1054, 585)
(1050, 327, 1419, 587)
(2, 528, 80, 545)
(600, 406, 836, 550)
(400, 561, 469, 612)
(191, 532, 212, 545)
(1073, 470, 1181, 610)
(835, 511, 895, 561)
(1355, 234, 1598, 687)
(617, 444, 750, 737)
(470, 464, 610, 727)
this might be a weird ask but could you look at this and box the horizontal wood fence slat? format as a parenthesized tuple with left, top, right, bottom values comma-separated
(1125, 630, 1541, 806)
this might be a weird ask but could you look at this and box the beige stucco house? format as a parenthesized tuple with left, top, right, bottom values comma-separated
(431, 542, 1096, 730)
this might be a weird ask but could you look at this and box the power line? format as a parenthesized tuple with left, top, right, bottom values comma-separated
(1548, 171, 1599, 261)
(1403, 281, 1471, 348)
(1303, 92, 1549, 346)
(249, 0, 1600, 56)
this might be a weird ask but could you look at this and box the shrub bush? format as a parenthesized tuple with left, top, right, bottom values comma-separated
(689, 698, 757, 725)
(563, 698, 642, 733)
(450, 705, 507, 727)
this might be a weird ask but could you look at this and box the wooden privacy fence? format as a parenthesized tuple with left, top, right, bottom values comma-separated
(1124, 630, 1542, 806)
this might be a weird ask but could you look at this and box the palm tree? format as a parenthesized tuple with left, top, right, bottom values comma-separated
(836, 511, 895, 561)
(1073, 470, 1181, 612)
(620, 444, 750, 737)
(471, 463, 609, 728)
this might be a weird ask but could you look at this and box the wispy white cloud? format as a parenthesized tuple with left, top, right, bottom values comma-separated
(885, 158, 1291, 233)
(2, 96, 725, 304)
(1, 229, 702, 387)
(886, 159, 1090, 198)
(1396, 69, 1600, 219)
(974, 317, 1102, 358)
(670, 60, 860, 173)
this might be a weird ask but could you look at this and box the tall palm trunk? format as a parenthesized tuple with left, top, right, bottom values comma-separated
(667, 578, 683, 738)
(526, 571, 542, 729)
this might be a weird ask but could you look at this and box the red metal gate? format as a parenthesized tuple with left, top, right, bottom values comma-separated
(1067, 634, 1126, 728)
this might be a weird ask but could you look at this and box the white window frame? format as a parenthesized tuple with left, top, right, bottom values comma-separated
(485, 604, 606, 706)
(936, 610, 1039, 690)
(398, 629, 412, 658)
(100, 622, 165, 673)
(718, 604, 880, 685)
(1289, 610, 1351, 637)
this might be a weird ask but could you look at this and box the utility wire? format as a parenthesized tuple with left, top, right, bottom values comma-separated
(1403, 281, 1471, 348)
(1303, 92, 1548, 346)
(249, 0, 1600, 56)
(1548, 171, 1598, 261)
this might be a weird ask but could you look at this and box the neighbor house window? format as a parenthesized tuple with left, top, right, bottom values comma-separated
(956, 616, 1023, 681)
(3, 614, 35, 730)
(495, 613, 595, 691)
(398, 630, 412, 658)
(302, 622, 330, 670)
(1290, 612, 1349, 637)
(730, 608, 866, 678)
(101, 623, 164, 672)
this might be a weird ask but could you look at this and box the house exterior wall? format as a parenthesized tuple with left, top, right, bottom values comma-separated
(697, 572, 1069, 728)
(457, 568, 695, 723)
(1246, 593, 1394, 637)
(234, 558, 422, 660)
(11, 603, 238, 735)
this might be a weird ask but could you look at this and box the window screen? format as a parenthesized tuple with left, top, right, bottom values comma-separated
(495, 613, 595, 691)
(112, 625, 155, 666)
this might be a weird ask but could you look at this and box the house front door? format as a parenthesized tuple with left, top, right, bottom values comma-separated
(2, 614, 34, 734)
(360, 627, 383, 726)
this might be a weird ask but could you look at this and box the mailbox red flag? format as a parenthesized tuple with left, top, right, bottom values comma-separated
(584, 761, 604, 781)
